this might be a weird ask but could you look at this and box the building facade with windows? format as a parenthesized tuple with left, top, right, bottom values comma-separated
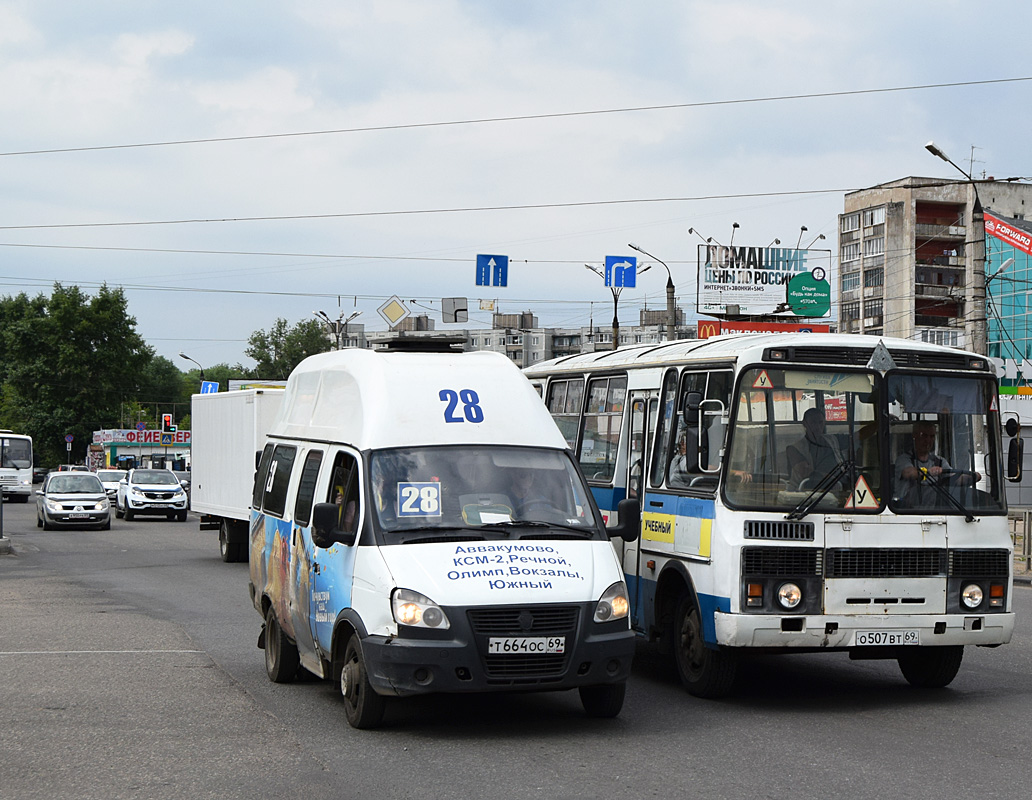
(839, 177, 1032, 349)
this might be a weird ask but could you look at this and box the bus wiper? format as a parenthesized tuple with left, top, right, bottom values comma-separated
(921, 472, 976, 523)
(786, 460, 853, 521)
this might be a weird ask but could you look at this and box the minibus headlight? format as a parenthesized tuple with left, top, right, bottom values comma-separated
(777, 582, 803, 610)
(594, 582, 630, 622)
(961, 584, 984, 609)
(391, 588, 450, 630)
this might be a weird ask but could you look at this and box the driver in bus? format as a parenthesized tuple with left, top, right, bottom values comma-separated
(787, 407, 844, 490)
(894, 420, 978, 506)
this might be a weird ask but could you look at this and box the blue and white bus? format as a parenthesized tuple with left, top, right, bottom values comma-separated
(525, 333, 1017, 697)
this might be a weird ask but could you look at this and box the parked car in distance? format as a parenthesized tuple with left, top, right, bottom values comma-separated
(32, 466, 48, 484)
(56, 464, 90, 472)
(36, 472, 111, 530)
(96, 469, 127, 503)
(116, 468, 189, 521)
(171, 470, 191, 501)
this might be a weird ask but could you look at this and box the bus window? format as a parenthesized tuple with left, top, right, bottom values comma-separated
(546, 378, 584, 450)
(579, 375, 626, 483)
(649, 370, 678, 488)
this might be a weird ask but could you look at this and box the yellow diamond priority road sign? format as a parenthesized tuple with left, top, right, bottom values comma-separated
(377, 295, 410, 328)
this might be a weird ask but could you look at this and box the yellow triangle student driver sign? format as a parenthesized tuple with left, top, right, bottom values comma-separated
(752, 370, 773, 389)
(845, 475, 879, 509)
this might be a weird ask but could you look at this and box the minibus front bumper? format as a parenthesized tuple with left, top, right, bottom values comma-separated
(360, 603, 636, 697)
(714, 610, 1016, 650)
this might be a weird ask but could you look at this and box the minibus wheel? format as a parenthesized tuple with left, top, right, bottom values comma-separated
(898, 645, 964, 688)
(339, 636, 385, 729)
(579, 682, 626, 718)
(264, 606, 299, 683)
(673, 594, 737, 698)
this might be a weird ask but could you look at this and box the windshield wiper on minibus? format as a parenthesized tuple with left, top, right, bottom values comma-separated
(786, 460, 853, 521)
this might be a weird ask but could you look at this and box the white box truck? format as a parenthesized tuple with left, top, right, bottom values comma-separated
(190, 388, 284, 562)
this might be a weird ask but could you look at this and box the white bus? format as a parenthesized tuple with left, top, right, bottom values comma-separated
(525, 333, 1017, 697)
(0, 431, 34, 502)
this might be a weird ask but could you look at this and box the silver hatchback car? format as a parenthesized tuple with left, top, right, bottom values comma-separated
(36, 472, 111, 530)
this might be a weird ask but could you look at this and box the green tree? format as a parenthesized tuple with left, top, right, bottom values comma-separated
(0, 284, 152, 464)
(245, 317, 330, 379)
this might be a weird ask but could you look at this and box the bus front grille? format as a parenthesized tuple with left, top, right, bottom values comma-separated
(826, 548, 947, 578)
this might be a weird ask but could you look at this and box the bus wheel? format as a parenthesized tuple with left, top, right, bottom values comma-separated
(673, 594, 737, 698)
(579, 682, 626, 718)
(339, 636, 385, 729)
(898, 646, 963, 688)
(264, 606, 299, 683)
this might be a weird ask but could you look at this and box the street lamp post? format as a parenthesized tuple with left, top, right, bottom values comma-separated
(313, 310, 361, 350)
(925, 140, 987, 354)
(585, 263, 650, 351)
(628, 243, 677, 341)
(178, 352, 204, 381)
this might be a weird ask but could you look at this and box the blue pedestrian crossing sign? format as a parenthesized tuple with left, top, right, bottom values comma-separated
(160, 433, 174, 446)
(476, 254, 508, 287)
(605, 255, 637, 288)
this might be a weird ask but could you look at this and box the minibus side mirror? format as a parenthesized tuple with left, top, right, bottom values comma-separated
(311, 502, 358, 549)
(606, 497, 640, 543)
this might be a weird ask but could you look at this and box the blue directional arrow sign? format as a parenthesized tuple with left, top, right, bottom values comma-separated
(605, 255, 637, 288)
(200, 380, 219, 394)
(476, 254, 508, 287)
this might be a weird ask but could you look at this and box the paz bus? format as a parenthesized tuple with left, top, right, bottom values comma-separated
(524, 333, 1017, 697)
(0, 431, 34, 502)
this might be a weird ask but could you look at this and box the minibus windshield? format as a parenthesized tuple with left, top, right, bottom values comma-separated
(369, 446, 602, 537)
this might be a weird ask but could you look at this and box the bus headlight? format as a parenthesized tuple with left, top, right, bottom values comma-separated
(594, 582, 630, 622)
(777, 582, 803, 610)
(961, 584, 984, 609)
(391, 588, 450, 630)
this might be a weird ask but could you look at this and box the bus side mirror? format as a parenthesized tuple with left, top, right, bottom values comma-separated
(1004, 414, 1022, 482)
(682, 391, 702, 426)
(607, 497, 640, 543)
(311, 502, 357, 549)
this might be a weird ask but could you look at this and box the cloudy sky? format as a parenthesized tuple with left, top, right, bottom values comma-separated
(1, 0, 1029, 368)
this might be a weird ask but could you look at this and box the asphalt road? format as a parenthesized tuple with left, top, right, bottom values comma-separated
(2, 501, 1031, 800)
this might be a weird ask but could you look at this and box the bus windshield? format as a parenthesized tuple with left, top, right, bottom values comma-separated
(1, 438, 32, 470)
(724, 367, 1005, 515)
(369, 445, 602, 538)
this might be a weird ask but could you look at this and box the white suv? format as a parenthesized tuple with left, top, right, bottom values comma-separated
(116, 468, 189, 521)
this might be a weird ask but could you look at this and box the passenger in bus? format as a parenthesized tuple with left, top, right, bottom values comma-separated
(894, 420, 978, 506)
(787, 408, 844, 490)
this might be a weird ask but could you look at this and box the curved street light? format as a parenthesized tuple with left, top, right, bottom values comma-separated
(178, 352, 204, 381)
(585, 262, 650, 351)
(926, 140, 987, 353)
(628, 242, 677, 342)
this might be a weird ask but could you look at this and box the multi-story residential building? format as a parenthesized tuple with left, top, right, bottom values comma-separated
(839, 177, 1032, 350)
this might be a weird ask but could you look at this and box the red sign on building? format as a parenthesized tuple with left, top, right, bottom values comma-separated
(985, 212, 1032, 257)
(697, 321, 831, 339)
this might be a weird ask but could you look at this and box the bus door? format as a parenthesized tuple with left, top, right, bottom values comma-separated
(624, 392, 655, 630)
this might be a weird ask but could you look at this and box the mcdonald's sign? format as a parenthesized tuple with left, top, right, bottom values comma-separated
(697, 321, 831, 339)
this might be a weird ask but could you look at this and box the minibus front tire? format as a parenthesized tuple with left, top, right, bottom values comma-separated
(264, 606, 299, 683)
(339, 636, 386, 729)
(674, 594, 737, 699)
(579, 682, 626, 718)
(898, 645, 964, 688)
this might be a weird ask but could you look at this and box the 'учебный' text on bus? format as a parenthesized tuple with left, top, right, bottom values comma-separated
(525, 333, 1018, 697)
